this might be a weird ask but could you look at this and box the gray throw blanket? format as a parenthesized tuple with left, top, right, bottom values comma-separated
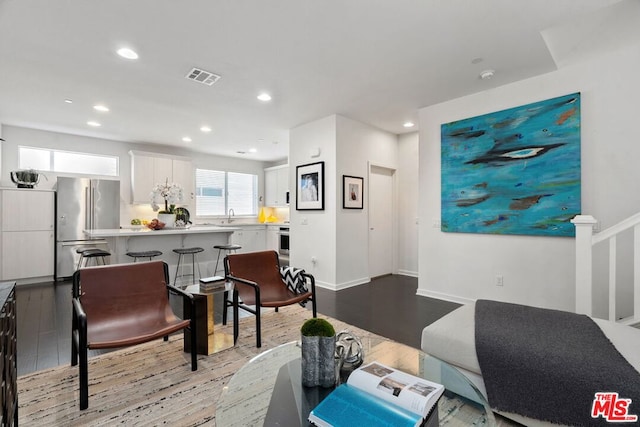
(475, 300, 640, 426)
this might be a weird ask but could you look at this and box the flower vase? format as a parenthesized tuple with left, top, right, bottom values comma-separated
(301, 334, 336, 388)
(157, 213, 175, 228)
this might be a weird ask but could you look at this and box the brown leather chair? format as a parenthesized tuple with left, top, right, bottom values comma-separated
(223, 250, 317, 347)
(71, 261, 197, 410)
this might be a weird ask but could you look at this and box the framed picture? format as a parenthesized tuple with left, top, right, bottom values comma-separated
(296, 161, 324, 210)
(343, 175, 363, 209)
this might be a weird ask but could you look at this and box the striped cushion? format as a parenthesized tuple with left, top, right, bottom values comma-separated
(280, 266, 308, 295)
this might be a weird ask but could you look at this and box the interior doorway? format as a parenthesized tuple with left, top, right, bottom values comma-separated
(368, 165, 396, 278)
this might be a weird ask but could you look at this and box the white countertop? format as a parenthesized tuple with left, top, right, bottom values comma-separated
(198, 222, 290, 227)
(84, 225, 240, 238)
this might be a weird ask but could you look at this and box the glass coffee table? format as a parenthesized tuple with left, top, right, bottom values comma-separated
(216, 338, 496, 426)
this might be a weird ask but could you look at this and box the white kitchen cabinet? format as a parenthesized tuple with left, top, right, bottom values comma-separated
(2, 231, 54, 279)
(264, 165, 289, 207)
(1, 189, 55, 231)
(172, 158, 195, 205)
(230, 226, 266, 253)
(0, 189, 55, 280)
(266, 225, 279, 252)
(130, 151, 193, 208)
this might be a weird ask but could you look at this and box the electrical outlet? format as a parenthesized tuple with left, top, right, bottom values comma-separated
(496, 275, 504, 286)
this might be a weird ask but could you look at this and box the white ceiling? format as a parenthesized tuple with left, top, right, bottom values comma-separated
(0, 0, 626, 162)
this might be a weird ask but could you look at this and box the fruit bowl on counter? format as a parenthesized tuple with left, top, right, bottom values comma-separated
(147, 218, 166, 230)
(130, 218, 149, 229)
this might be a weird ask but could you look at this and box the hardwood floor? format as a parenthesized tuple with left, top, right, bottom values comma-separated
(16, 274, 460, 376)
(314, 274, 461, 349)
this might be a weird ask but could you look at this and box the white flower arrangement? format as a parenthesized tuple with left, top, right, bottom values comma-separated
(150, 179, 184, 213)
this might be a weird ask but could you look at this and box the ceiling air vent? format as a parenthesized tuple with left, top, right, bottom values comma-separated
(185, 68, 221, 86)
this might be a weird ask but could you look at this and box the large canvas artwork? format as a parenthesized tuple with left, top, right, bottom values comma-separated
(441, 93, 581, 237)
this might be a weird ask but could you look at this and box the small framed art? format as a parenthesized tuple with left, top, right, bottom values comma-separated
(343, 175, 363, 209)
(296, 161, 324, 210)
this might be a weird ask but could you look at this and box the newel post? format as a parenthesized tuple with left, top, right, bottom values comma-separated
(571, 215, 598, 315)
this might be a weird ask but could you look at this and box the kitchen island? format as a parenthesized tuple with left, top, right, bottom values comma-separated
(84, 226, 240, 283)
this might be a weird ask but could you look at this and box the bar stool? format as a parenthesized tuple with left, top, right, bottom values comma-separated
(76, 248, 111, 269)
(213, 244, 242, 275)
(126, 250, 163, 262)
(172, 247, 204, 286)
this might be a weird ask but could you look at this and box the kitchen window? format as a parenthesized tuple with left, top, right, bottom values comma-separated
(195, 168, 258, 217)
(19, 146, 119, 177)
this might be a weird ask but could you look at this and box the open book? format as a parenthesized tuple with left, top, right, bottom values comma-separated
(308, 362, 444, 427)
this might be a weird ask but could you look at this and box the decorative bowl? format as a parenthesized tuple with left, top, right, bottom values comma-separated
(147, 219, 166, 230)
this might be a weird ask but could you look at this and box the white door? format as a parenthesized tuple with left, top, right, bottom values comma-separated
(368, 166, 395, 278)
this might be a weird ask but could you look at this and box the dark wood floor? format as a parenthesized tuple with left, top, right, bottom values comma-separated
(16, 274, 460, 376)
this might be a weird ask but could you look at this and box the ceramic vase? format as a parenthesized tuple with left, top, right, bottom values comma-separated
(258, 207, 266, 223)
(301, 335, 336, 387)
(157, 213, 175, 228)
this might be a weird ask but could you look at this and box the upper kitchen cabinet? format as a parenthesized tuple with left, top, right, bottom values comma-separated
(264, 165, 289, 207)
(130, 151, 194, 206)
(172, 158, 195, 205)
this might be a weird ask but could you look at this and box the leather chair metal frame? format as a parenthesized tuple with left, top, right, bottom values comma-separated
(223, 250, 317, 348)
(71, 261, 197, 410)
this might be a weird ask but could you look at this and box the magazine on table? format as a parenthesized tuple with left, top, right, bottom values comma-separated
(308, 361, 444, 427)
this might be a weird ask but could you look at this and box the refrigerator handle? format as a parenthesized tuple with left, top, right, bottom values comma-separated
(85, 186, 92, 230)
(91, 184, 96, 229)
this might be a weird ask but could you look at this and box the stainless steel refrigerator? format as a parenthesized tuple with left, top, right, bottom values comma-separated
(55, 177, 120, 280)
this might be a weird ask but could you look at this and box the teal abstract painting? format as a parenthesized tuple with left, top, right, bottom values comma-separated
(441, 93, 581, 237)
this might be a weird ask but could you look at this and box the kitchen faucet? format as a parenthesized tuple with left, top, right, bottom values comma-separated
(227, 208, 235, 223)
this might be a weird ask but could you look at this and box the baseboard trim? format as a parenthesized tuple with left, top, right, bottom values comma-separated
(416, 288, 475, 306)
(315, 277, 370, 291)
(396, 269, 418, 278)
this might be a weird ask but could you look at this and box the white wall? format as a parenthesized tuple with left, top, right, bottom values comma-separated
(290, 115, 406, 290)
(1, 125, 268, 226)
(335, 115, 398, 288)
(397, 132, 419, 276)
(418, 42, 640, 316)
(289, 115, 337, 287)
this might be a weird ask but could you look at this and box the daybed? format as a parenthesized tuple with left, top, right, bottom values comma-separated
(421, 301, 640, 426)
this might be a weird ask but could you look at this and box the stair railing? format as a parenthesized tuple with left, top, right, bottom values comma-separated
(572, 213, 640, 325)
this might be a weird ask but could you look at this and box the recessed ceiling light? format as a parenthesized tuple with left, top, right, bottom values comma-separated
(471, 57, 484, 64)
(480, 69, 495, 80)
(257, 93, 272, 102)
(64, 99, 73, 104)
(182, 137, 192, 143)
(93, 104, 109, 112)
(200, 126, 212, 133)
(249, 148, 257, 153)
(87, 121, 101, 127)
(403, 122, 415, 128)
(117, 47, 138, 60)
